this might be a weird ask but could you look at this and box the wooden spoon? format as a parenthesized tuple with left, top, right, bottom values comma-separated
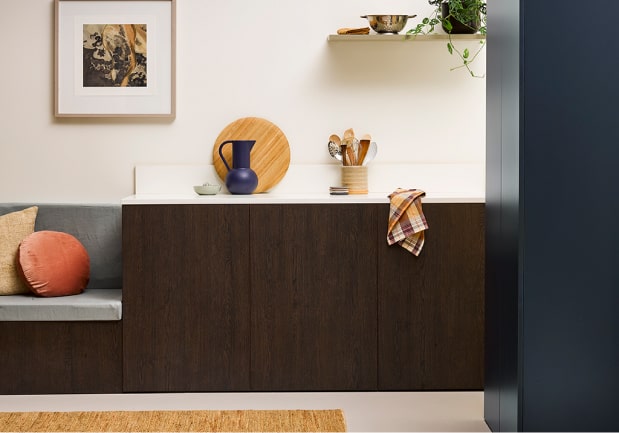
(343, 128, 355, 143)
(342, 129, 356, 165)
(346, 146, 356, 166)
(328, 134, 342, 161)
(341, 143, 349, 166)
(358, 134, 371, 165)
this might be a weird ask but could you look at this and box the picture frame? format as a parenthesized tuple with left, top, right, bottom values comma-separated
(55, 0, 176, 118)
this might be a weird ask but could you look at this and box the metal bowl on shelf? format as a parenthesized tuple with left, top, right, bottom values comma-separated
(360, 14, 417, 34)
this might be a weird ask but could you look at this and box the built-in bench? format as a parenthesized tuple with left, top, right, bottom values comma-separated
(0, 203, 123, 394)
(0, 204, 122, 321)
(0, 289, 121, 321)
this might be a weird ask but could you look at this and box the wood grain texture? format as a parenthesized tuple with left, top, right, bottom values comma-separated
(0, 321, 122, 394)
(249, 204, 379, 391)
(212, 117, 291, 193)
(378, 203, 485, 390)
(122, 204, 251, 392)
(120, 202, 484, 392)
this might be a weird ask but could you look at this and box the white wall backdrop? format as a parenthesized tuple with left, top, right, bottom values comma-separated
(0, 0, 485, 202)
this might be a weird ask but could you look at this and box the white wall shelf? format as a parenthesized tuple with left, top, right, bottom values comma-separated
(327, 33, 485, 42)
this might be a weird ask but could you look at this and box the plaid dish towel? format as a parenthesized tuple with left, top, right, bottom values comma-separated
(387, 188, 429, 256)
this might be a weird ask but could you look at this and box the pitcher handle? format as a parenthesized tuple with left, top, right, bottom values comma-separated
(218, 140, 235, 172)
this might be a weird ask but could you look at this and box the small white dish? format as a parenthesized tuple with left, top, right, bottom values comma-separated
(193, 183, 221, 195)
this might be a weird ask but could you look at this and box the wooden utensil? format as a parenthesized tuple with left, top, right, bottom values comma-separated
(343, 128, 355, 142)
(329, 134, 341, 147)
(341, 143, 349, 166)
(358, 134, 371, 166)
(342, 129, 356, 165)
(328, 134, 342, 161)
(337, 27, 370, 35)
(346, 145, 356, 166)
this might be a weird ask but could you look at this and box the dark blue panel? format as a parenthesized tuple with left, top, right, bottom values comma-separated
(487, 0, 619, 430)
(521, 0, 619, 431)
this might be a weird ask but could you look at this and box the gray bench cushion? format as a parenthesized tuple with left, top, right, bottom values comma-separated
(0, 204, 122, 321)
(0, 204, 122, 290)
(0, 289, 122, 321)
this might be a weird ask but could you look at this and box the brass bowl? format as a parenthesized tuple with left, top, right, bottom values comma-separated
(360, 15, 417, 34)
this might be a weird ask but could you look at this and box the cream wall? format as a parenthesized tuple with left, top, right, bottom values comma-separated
(0, 0, 485, 203)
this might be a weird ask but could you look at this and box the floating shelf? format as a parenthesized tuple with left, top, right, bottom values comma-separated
(327, 33, 485, 42)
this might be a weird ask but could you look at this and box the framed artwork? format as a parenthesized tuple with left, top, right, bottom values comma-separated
(55, 0, 176, 117)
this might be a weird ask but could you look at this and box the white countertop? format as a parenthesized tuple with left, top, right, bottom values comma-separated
(122, 192, 484, 205)
(127, 163, 486, 204)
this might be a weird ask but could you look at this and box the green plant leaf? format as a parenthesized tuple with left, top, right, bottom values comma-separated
(405, 0, 486, 77)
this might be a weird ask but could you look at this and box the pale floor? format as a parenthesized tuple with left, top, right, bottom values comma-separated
(0, 391, 490, 432)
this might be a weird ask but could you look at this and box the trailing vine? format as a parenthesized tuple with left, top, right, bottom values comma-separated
(407, 0, 487, 77)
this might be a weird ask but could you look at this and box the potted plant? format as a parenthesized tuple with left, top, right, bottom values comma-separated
(407, 0, 487, 77)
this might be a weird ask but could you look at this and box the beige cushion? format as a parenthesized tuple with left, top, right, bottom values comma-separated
(0, 206, 38, 295)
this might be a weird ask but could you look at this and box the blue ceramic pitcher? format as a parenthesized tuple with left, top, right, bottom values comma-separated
(218, 140, 258, 194)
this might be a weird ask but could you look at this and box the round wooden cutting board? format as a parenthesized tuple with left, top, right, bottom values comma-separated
(212, 117, 291, 193)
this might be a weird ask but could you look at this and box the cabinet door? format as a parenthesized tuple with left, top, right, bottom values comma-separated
(378, 203, 485, 390)
(250, 204, 380, 390)
(122, 204, 251, 392)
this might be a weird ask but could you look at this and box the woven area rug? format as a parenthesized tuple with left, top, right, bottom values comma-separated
(0, 409, 347, 432)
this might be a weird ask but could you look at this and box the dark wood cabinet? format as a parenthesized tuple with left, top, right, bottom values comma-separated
(0, 321, 122, 394)
(250, 204, 380, 390)
(122, 204, 251, 392)
(122, 201, 484, 392)
(378, 203, 485, 390)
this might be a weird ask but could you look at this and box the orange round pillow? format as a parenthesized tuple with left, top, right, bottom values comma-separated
(18, 231, 90, 297)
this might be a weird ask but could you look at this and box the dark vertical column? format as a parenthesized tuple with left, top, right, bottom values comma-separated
(520, 0, 619, 430)
(486, 0, 619, 430)
(485, 0, 522, 430)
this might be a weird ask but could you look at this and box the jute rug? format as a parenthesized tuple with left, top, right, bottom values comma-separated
(0, 409, 346, 432)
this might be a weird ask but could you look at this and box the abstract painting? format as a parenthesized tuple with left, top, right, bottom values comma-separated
(83, 24, 147, 87)
(55, 0, 175, 117)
